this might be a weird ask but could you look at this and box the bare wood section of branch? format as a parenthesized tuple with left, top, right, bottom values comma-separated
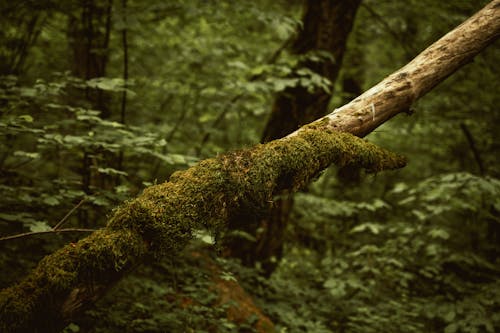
(292, 0, 500, 138)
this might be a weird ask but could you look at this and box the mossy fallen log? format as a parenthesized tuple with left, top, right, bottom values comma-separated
(0, 128, 405, 332)
(2, 1, 498, 329)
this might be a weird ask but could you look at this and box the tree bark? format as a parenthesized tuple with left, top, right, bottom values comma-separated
(227, 0, 362, 273)
(0, 1, 499, 331)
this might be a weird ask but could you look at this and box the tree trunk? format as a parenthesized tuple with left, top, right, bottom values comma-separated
(67, 0, 112, 116)
(226, 0, 362, 273)
(262, 0, 362, 141)
(67, 0, 114, 226)
(0, 1, 499, 331)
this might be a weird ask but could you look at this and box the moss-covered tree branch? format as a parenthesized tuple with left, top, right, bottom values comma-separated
(1, 1, 499, 331)
(0, 129, 405, 332)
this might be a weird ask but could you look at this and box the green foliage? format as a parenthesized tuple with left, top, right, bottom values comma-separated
(67, 246, 259, 333)
(1, 0, 499, 332)
(0, 73, 195, 236)
(250, 171, 500, 332)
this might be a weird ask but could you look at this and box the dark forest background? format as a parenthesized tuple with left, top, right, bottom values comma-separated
(0, 0, 499, 332)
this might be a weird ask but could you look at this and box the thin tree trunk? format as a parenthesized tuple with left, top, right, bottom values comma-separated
(68, 0, 112, 116)
(67, 0, 114, 226)
(0, 1, 499, 331)
(117, 0, 129, 179)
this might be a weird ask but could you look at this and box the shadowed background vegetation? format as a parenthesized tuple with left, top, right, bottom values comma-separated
(0, 0, 499, 332)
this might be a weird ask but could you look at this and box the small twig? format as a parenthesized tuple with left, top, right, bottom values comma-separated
(460, 123, 486, 176)
(0, 228, 96, 242)
(53, 198, 86, 230)
(0, 198, 88, 242)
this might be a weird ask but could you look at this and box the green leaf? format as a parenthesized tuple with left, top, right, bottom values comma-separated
(250, 65, 266, 76)
(115, 185, 130, 194)
(19, 115, 34, 122)
(43, 196, 60, 206)
(169, 154, 188, 164)
(97, 168, 128, 177)
(425, 244, 439, 256)
(443, 309, 456, 322)
(444, 323, 458, 333)
(87, 77, 126, 92)
(220, 272, 237, 282)
(323, 279, 346, 298)
(63, 135, 86, 145)
(198, 113, 215, 123)
(412, 209, 427, 221)
(193, 230, 214, 244)
(0, 213, 23, 221)
(45, 103, 66, 110)
(100, 120, 124, 128)
(19, 87, 36, 97)
(428, 228, 450, 240)
(372, 199, 390, 209)
(13, 151, 40, 159)
(63, 323, 80, 333)
(28, 221, 52, 232)
(323, 278, 338, 289)
(89, 196, 111, 206)
(350, 223, 381, 235)
(227, 230, 257, 242)
(398, 195, 416, 205)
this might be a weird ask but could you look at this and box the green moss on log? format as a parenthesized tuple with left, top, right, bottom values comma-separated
(0, 229, 146, 332)
(107, 129, 405, 256)
(0, 129, 405, 332)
